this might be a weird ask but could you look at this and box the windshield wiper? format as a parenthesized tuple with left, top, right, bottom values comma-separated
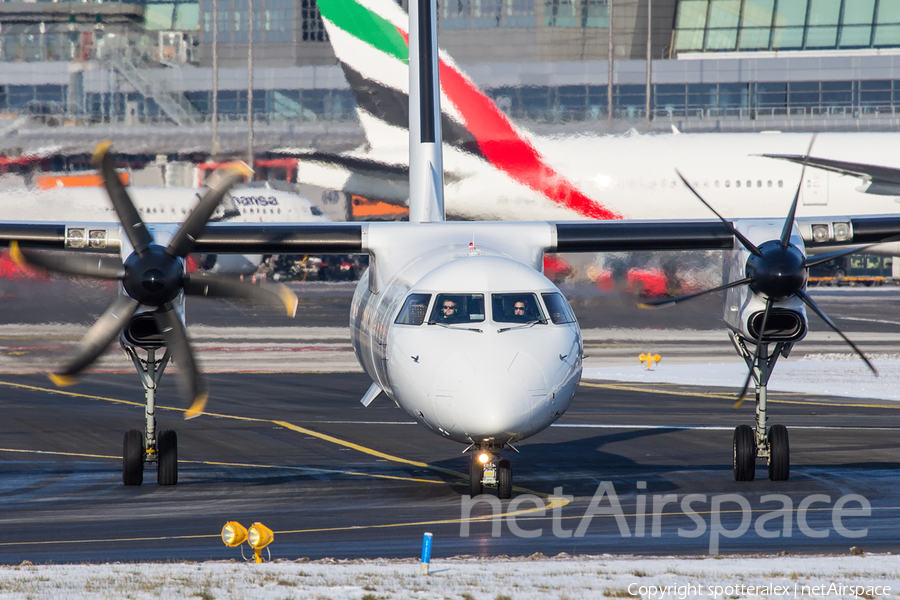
(427, 321, 483, 333)
(497, 319, 547, 333)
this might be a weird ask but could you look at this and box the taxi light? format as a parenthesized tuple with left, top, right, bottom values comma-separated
(478, 453, 490, 464)
(248, 522, 274, 563)
(221, 521, 248, 547)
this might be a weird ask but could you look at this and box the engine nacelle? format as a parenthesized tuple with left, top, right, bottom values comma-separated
(723, 220, 809, 343)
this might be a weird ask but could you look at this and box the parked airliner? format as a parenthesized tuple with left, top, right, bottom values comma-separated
(0, 183, 327, 274)
(282, 0, 900, 233)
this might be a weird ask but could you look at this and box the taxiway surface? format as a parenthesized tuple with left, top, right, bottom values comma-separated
(0, 279, 899, 562)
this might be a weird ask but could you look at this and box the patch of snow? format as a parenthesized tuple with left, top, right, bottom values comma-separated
(583, 359, 900, 401)
(0, 555, 897, 599)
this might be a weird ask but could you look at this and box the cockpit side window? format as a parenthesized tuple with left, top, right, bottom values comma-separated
(541, 292, 576, 324)
(395, 293, 432, 325)
(492, 293, 546, 324)
(429, 294, 485, 324)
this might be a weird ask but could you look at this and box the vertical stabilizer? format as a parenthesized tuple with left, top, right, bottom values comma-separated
(408, 0, 444, 223)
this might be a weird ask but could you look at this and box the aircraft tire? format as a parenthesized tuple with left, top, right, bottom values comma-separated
(497, 459, 512, 500)
(767, 424, 790, 481)
(157, 430, 178, 486)
(733, 424, 756, 482)
(469, 456, 483, 497)
(123, 429, 144, 486)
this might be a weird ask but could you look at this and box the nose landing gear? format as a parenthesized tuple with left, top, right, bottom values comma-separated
(467, 448, 512, 499)
(122, 346, 179, 486)
(732, 335, 791, 482)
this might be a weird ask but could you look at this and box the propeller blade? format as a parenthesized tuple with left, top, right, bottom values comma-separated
(153, 304, 209, 419)
(10, 241, 123, 279)
(166, 163, 253, 259)
(638, 277, 753, 308)
(797, 289, 877, 376)
(676, 170, 761, 256)
(91, 140, 154, 254)
(734, 298, 772, 409)
(183, 273, 299, 317)
(779, 134, 817, 249)
(50, 294, 140, 385)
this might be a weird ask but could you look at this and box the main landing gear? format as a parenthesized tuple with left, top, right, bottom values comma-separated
(122, 346, 178, 486)
(467, 446, 513, 499)
(731, 334, 790, 482)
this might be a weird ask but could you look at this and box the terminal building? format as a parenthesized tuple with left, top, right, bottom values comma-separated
(2, 0, 900, 157)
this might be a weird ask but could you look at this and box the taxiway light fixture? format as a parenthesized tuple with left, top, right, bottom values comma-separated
(639, 353, 661, 370)
(221, 521, 248, 547)
(478, 453, 490, 464)
(248, 522, 274, 563)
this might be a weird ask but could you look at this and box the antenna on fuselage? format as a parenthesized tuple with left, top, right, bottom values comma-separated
(408, 0, 445, 223)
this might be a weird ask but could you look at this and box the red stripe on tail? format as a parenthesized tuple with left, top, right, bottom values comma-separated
(399, 28, 620, 220)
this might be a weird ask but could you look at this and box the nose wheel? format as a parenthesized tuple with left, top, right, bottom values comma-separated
(468, 450, 513, 499)
(122, 346, 179, 486)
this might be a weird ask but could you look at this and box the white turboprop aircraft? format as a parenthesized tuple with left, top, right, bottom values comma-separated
(283, 0, 900, 251)
(0, 183, 328, 274)
(1, 0, 898, 493)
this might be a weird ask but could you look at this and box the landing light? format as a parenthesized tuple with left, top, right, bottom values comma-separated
(478, 453, 490, 464)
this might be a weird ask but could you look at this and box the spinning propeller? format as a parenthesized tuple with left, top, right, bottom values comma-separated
(640, 135, 876, 404)
(11, 141, 298, 419)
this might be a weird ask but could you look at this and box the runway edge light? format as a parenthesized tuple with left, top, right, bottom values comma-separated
(420, 532, 433, 576)
(248, 522, 274, 563)
(221, 521, 248, 547)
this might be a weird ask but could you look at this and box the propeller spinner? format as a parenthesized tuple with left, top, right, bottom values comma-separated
(11, 141, 298, 419)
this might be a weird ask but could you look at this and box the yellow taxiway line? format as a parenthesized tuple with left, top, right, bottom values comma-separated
(0, 378, 562, 549)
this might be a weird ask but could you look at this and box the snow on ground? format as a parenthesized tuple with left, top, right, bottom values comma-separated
(583, 357, 900, 402)
(1, 554, 898, 599)
(0, 554, 898, 600)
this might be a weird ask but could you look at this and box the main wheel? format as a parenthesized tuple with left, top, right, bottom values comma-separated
(469, 456, 483, 497)
(123, 429, 144, 486)
(733, 424, 756, 482)
(157, 430, 178, 486)
(497, 459, 512, 500)
(768, 424, 790, 481)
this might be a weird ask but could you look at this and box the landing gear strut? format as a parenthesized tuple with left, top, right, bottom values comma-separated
(731, 334, 791, 482)
(467, 447, 513, 499)
(123, 346, 178, 486)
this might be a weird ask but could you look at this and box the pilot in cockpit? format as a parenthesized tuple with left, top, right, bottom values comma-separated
(511, 300, 528, 321)
(439, 298, 461, 323)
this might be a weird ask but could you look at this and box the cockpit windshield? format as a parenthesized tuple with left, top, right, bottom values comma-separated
(429, 294, 485, 324)
(395, 293, 432, 325)
(492, 293, 545, 324)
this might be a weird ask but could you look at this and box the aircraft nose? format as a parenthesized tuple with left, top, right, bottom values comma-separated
(452, 365, 535, 441)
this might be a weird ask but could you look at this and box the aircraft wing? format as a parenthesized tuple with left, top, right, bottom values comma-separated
(551, 215, 900, 252)
(0, 222, 365, 255)
(762, 154, 900, 194)
(5, 215, 900, 257)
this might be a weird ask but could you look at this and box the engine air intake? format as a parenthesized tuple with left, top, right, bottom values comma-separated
(124, 314, 166, 348)
(748, 309, 806, 342)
